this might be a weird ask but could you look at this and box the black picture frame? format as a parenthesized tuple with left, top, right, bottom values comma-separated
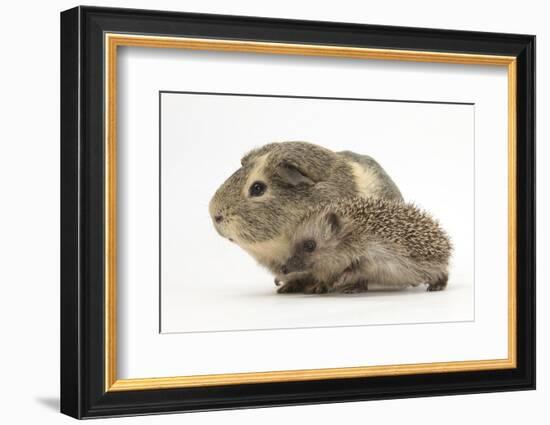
(61, 5, 535, 419)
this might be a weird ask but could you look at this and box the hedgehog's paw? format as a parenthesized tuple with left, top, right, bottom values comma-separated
(303, 282, 328, 294)
(335, 280, 369, 294)
(340, 285, 364, 294)
(277, 278, 311, 294)
(427, 274, 448, 292)
(427, 283, 445, 292)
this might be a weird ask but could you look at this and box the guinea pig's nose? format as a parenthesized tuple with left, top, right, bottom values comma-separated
(214, 214, 224, 223)
(281, 265, 289, 275)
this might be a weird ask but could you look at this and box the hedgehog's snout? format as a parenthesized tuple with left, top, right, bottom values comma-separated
(283, 255, 306, 274)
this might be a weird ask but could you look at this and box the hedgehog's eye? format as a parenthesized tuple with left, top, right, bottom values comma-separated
(303, 240, 316, 253)
(249, 181, 267, 197)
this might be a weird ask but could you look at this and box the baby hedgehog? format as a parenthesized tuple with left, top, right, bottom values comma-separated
(276, 197, 452, 294)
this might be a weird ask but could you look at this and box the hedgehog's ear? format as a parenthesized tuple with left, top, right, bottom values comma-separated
(276, 161, 315, 186)
(325, 213, 341, 234)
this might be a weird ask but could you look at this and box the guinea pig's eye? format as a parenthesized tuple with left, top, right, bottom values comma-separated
(303, 240, 316, 253)
(249, 181, 267, 197)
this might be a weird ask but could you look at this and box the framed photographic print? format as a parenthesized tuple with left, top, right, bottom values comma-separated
(60, 6, 535, 419)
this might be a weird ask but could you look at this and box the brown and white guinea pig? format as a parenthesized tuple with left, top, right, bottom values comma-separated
(208, 141, 403, 275)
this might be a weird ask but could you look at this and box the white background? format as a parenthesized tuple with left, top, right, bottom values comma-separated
(161, 93, 475, 333)
(0, 0, 546, 424)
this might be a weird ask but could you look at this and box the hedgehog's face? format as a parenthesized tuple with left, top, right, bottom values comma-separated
(281, 212, 348, 281)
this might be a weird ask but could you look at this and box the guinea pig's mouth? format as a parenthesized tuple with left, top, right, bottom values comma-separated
(211, 216, 237, 243)
(212, 222, 228, 238)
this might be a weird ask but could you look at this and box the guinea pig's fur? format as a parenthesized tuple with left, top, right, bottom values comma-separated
(209, 142, 403, 274)
(277, 197, 452, 294)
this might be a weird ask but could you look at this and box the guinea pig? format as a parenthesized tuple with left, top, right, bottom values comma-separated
(276, 197, 452, 294)
(208, 141, 403, 276)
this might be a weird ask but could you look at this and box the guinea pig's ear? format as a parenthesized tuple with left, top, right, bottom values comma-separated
(241, 143, 280, 167)
(325, 212, 341, 234)
(240, 150, 257, 167)
(277, 161, 315, 186)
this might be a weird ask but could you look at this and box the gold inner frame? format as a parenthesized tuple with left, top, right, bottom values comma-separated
(104, 33, 517, 392)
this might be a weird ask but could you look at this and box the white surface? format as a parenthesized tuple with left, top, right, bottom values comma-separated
(160, 93, 475, 333)
(118, 42, 508, 379)
(1, 1, 547, 424)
